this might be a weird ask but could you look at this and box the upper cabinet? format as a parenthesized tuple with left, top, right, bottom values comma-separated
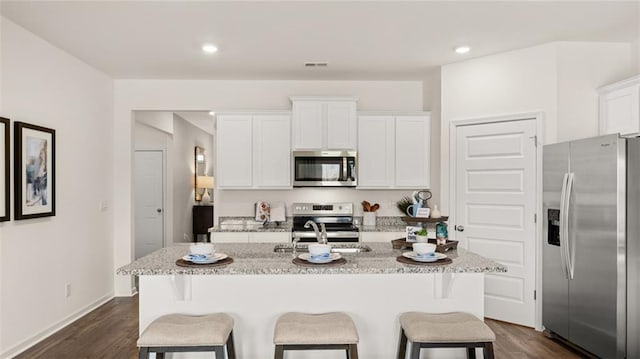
(291, 97, 358, 150)
(357, 113, 430, 189)
(599, 75, 640, 136)
(216, 113, 291, 189)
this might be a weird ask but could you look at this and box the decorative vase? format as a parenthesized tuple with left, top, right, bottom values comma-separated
(201, 190, 211, 203)
(416, 235, 428, 243)
(431, 205, 442, 219)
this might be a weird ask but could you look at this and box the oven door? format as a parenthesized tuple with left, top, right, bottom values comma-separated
(293, 151, 357, 187)
(292, 231, 360, 243)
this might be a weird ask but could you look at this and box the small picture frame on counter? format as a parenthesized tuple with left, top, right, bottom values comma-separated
(405, 226, 422, 242)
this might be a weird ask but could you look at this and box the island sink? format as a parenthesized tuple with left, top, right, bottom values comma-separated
(273, 243, 372, 253)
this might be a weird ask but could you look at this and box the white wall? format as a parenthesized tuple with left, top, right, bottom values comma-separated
(171, 113, 213, 242)
(113, 80, 425, 295)
(440, 41, 632, 213)
(556, 42, 633, 141)
(0, 18, 114, 358)
(422, 69, 442, 207)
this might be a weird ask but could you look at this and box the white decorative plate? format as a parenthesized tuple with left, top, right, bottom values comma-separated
(298, 253, 341, 264)
(182, 253, 228, 264)
(402, 251, 447, 263)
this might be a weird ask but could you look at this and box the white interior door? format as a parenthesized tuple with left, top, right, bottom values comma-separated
(454, 119, 537, 326)
(134, 150, 164, 259)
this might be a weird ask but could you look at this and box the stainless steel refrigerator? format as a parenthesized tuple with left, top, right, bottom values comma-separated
(543, 134, 640, 358)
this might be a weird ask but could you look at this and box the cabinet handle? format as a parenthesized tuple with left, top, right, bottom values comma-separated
(157, 208, 162, 213)
(455, 225, 464, 232)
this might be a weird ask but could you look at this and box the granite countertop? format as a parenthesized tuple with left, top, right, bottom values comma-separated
(117, 242, 506, 276)
(209, 217, 292, 233)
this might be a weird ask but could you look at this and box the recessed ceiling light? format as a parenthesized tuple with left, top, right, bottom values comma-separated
(455, 46, 471, 54)
(208, 111, 215, 116)
(202, 44, 218, 54)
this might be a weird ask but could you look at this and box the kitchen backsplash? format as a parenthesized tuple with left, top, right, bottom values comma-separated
(214, 188, 437, 219)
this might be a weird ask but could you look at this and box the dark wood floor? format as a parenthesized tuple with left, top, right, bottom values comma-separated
(16, 295, 584, 358)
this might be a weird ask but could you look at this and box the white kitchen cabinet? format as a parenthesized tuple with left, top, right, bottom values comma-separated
(395, 116, 430, 188)
(217, 113, 291, 189)
(291, 97, 358, 150)
(358, 116, 395, 187)
(253, 115, 291, 188)
(357, 113, 430, 189)
(599, 75, 640, 136)
(216, 115, 253, 188)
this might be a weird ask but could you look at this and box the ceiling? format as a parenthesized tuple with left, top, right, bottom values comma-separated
(1, 1, 638, 80)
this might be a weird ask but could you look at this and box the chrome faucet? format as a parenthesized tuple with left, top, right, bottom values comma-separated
(304, 220, 328, 244)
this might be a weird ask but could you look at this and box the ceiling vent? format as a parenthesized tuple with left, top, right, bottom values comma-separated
(304, 62, 328, 67)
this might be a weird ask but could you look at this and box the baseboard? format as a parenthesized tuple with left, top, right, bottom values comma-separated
(1, 292, 114, 359)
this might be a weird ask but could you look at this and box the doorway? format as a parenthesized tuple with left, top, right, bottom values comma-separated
(450, 114, 542, 327)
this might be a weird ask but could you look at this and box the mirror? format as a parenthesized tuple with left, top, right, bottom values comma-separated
(194, 146, 206, 201)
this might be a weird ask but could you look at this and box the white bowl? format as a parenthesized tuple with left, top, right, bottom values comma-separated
(308, 243, 332, 257)
(190, 243, 214, 256)
(413, 242, 436, 255)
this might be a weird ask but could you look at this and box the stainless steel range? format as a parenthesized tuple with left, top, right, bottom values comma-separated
(291, 203, 359, 243)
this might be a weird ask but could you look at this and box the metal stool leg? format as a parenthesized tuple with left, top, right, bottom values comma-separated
(156, 353, 165, 359)
(226, 331, 236, 359)
(484, 342, 495, 359)
(138, 347, 149, 359)
(274, 344, 284, 359)
(213, 346, 224, 358)
(397, 328, 408, 359)
(409, 342, 421, 359)
(467, 347, 477, 359)
(348, 344, 359, 359)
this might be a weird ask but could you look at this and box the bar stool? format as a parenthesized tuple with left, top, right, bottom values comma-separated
(137, 313, 236, 359)
(397, 312, 495, 359)
(273, 312, 359, 359)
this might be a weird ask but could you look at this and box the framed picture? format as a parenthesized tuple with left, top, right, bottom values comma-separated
(0, 117, 9, 222)
(416, 207, 431, 218)
(14, 122, 55, 220)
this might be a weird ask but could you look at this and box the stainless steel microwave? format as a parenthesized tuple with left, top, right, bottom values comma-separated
(293, 151, 357, 187)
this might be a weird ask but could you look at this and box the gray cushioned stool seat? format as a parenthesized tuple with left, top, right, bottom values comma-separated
(137, 313, 234, 347)
(274, 312, 359, 345)
(399, 312, 495, 343)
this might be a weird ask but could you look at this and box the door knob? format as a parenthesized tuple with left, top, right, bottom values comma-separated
(156, 208, 162, 213)
(455, 225, 464, 232)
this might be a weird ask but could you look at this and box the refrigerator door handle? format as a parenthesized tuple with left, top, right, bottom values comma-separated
(565, 172, 575, 280)
(559, 173, 570, 279)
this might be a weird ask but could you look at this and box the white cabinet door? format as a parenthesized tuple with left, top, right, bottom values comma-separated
(217, 115, 253, 188)
(600, 84, 640, 135)
(327, 101, 357, 150)
(253, 115, 291, 188)
(395, 116, 430, 188)
(357, 116, 395, 188)
(292, 101, 323, 150)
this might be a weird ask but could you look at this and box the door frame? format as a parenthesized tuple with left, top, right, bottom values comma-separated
(448, 111, 544, 330)
(133, 147, 168, 253)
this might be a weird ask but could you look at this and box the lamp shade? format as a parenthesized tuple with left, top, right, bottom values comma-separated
(196, 176, 214, 189)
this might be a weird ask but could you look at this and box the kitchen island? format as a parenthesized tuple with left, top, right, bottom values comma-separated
(118, 242, 505, 359)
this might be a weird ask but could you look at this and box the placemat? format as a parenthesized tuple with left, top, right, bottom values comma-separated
(292, 257, 347, 267)
(396, 256, 453, 266)
(175, 257, 234, 268)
